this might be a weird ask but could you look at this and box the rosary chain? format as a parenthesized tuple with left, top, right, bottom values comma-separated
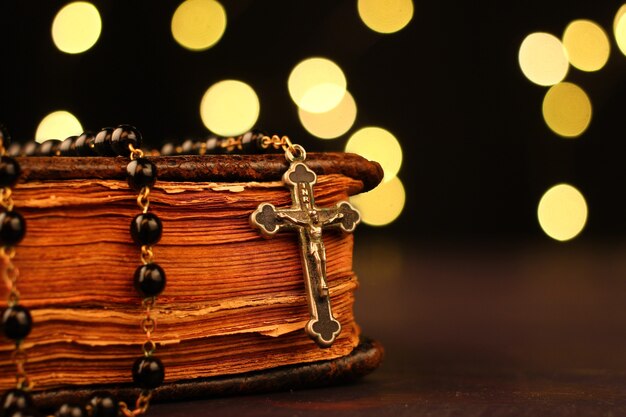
(260, 135, 305, 161)
(137, 187, 150, 214)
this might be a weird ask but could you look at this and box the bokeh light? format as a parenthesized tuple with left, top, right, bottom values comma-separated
(345, 127, 402, 182)
(288, 58, 347, 113)
(537, 183, 588, 242)
(542, 82, 592, 138)
(200, 80, 260, 136)
(357, 0, 414, 34)
(51, 2, 102, 54)
(615, 5, 626, 56)
(350, 176, 405, 226)
(35, 111, 83, 142)
(562, 20, 610, 72)
(518, 32, 569, 86)
(298, 91, 357, 139)
(171, 0, 227, 51)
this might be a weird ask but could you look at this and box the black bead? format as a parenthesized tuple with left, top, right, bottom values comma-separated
(111, 125, 142, 156)
(58, 136, 77, 156)
(0, 211, 26, 246)
(20, 142, 38, 157)
(0, 157, 20, 187)
(132, 356, 165, 389)
(2, 305, 32, 341)
(88, 392, 118, 417)
(1, 389, 33, 415)
(126, 158, 157, 191)
(74, 133, 96, 156)
(134, 263, 166, 297)
(160, 143, 175, 156)
(35, 139, 61, 157)
(6, 144, 21, 157)
(180, 139, 197, 155)
(205, 137, 219, 154)
(130, 213, 162, 246)
(54, 404, 85, 417)
(93, 128, 116, 156)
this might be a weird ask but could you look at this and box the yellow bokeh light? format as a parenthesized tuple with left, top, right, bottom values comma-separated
(537, 183, 588, 242)
(171, 0, 227, 51)
(350, 176, 405, 226)
(562, 20, 610, 72)
(542, 82, 592, 138)
(200, 80, 260, 136)
(615, 4, 626, 34)
(298, 91, 357, 139)
(51, 2, 102, 54)
(288, 57, 347, 113)
(615, 5, 626, 56)
(345, 127, 402, 182)
(518, 32, 569, 86)
(35, 111, 83, 142)
(357, 0, 414, 34)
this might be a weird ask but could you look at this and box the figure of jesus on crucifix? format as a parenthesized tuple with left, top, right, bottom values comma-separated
(251, 160, 361, 347)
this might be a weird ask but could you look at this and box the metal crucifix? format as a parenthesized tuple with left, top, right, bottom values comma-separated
(250, 144, 361, 348)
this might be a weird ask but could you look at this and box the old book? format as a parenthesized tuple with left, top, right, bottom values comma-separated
(0, 153, 383, 405)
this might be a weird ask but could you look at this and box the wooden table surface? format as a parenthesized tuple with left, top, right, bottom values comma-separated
(148, 238, 626, 416)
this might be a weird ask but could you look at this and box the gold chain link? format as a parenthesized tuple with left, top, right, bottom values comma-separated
(137, 187, 150, 213)
(129, 143, 145, 160)
(219, 136, 243, 152)
(141, 297, 156, 357)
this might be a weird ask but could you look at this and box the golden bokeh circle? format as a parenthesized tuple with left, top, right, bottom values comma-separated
(562, 20, 610, 72)
(298, 91, 357, 139)
(350, 176, 405, 226)
(200, 80, 260, 136)
(51, 2, 102, 54)
(542, 82, 592, 138)
(357, 0, 414, 34)
(171, 0, 227, 51)
(518, 32, 569, 86)
(537, 183, 588, 242)
(35, 111, 83, 142)
(288, 58, 347, 113)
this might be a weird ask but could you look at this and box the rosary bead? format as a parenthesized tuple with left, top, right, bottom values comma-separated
(1, 305, 32, 340)
(132, 356, 165, 389)
(0, 211, 26, 246)
(74, 133, 96, 156)
(241, 130, 265, 154)
(93, 128, 116, 156)
(1, 389, 33, 415)
(180, 139, 196, 155)
(7, 143, 21, 157)
(54, 404, 85, 417)
(126, 158, 157, 191)
(88, 392, 118, 417)
(130, 213, 162, 246)
(21, 142, 38, 157)
(58, 136, 77, 156)
(0, 156, 21, 187)
(111, 125, 142, 156)
(134, 263, 166, 297)
(35, 139, 61, 157)
(205, 137, 219, 154)
(160, 143, 175, 156)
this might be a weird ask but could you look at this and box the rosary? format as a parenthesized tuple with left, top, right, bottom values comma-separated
(0, 125, 361, 417)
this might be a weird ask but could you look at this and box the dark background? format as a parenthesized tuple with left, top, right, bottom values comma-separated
(1, 1, 626, 242)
